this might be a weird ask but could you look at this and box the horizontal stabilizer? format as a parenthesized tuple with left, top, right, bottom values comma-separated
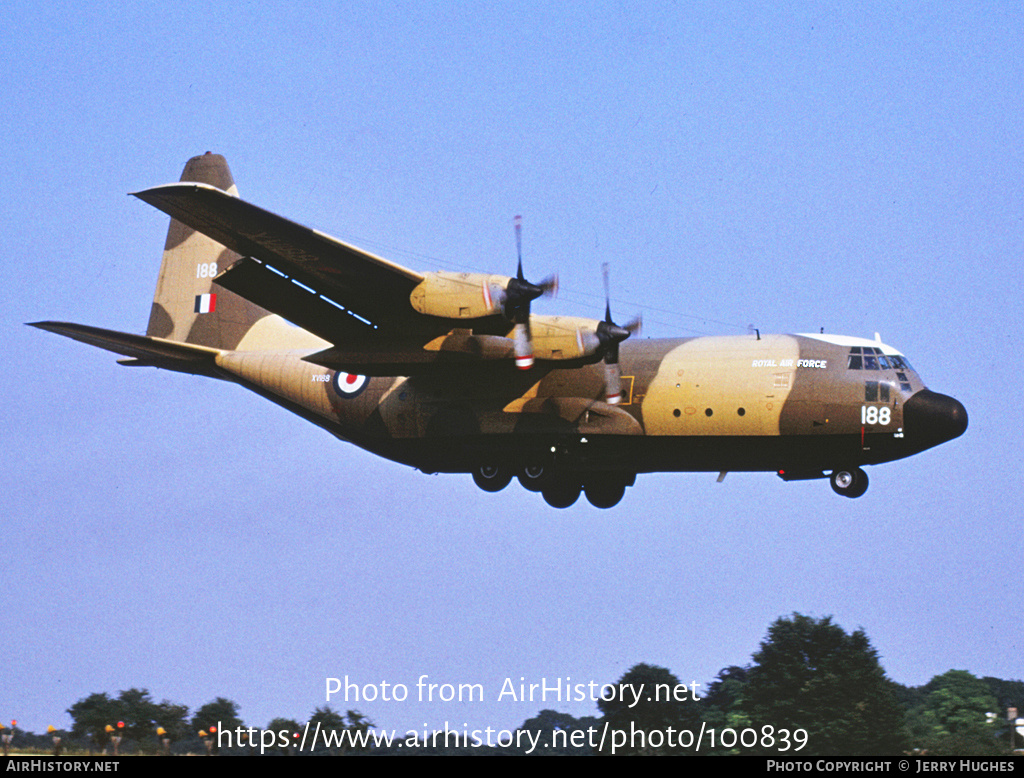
(28, 321, 222, 376)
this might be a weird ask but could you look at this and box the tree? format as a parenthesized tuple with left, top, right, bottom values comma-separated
(516, 709, 601, 755)
(906, 670, 1002, 755)
(982, 676, 1024, 751)
(697, 665, 750, 754)
(266, 718, 303, 755)
(307, 706, 375, 754)
(191, 697, 243, 735)
(597, 663, 701, 755)
(981, 676, 1024, 715)
(309, 706, 346, 754)
(112, 688, 160, 748)
(67, 688, 188, 754)
(742, 613, 906, 755)
(151, 699, 190, 745)
(67, 692, 117, 753)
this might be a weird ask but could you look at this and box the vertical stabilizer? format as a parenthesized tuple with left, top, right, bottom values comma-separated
(146, 153, 269, 349)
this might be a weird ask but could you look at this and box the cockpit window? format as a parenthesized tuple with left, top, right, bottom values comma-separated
(846, 347, 913, 373)
(888, 355, 914, 371)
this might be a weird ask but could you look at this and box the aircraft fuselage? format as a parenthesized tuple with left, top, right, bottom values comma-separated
(212, 328, 966, 485)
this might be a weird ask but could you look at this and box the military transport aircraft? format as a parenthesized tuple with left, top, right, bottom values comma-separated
(31, 153, 967, 509)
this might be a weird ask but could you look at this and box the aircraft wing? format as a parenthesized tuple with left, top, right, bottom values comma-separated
(132, 183, 507, 349)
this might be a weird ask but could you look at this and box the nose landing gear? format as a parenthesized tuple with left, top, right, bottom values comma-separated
(830, 467, 869, 498)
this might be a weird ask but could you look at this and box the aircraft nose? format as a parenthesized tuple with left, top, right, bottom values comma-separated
(903, 389, 968, 446)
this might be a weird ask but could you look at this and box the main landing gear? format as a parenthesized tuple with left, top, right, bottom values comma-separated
(471, 464, 634, 509)
(830, 467, 869, 498)
(539, 472, 634, 509)
(472, 464, 513, 492)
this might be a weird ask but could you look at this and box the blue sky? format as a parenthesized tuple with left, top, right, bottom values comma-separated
(3, 2, 1021, 740)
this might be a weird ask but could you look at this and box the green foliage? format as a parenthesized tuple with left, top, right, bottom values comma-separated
(742, 613, 907, 755)
(66, 692, 116, 751)
(697, 665, 750, 754)
(981, 676, 1024, 748)
(66, 688, 189, 755)
(307, 706, 374, 754)
(906, 670, 1003, 755)
(597, 663, 701, 755)
(191, 696, 243, 735)
(516, 709, 601, 755)
(982, 676, 1024, 712)
(265, 717, 302, 755)
(152, 700, 190, 743)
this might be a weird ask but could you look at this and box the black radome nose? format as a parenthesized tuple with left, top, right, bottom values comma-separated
(903, 389, 968, 447)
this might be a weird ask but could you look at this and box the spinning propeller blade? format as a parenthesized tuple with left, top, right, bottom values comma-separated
(597, 263, 637, 404)
(503, 215, 556, 369)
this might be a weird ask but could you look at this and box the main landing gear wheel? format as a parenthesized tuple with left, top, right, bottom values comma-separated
(830, 467, 869, 498)
(583, 477, 628, 509)
(473, 465, 512, 493)
(518, 464, 552, 493)
(542, 480, 581, 508)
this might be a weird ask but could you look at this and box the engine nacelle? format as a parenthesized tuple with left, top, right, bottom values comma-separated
(529, 316, 603, 361)
(409, 271, 511, 319)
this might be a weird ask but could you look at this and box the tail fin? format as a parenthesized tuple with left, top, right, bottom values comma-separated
(145, 153, 269, 349)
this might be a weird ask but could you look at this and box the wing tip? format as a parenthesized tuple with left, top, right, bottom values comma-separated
(130, 181, 219, 200)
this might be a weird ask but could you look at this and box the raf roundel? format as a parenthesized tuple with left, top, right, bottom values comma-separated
(332, 371, 368, 398)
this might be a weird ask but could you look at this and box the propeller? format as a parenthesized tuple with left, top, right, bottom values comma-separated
(597, 263, 640, 404)
(502, 215, 557, 369)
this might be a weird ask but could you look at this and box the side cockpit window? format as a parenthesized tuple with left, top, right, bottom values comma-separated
(888, 355, 914, 372)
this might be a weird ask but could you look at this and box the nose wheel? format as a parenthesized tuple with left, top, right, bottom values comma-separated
(830, 467, 869, 498)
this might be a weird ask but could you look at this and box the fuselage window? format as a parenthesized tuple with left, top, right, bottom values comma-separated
(865, 381, 891, 403)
